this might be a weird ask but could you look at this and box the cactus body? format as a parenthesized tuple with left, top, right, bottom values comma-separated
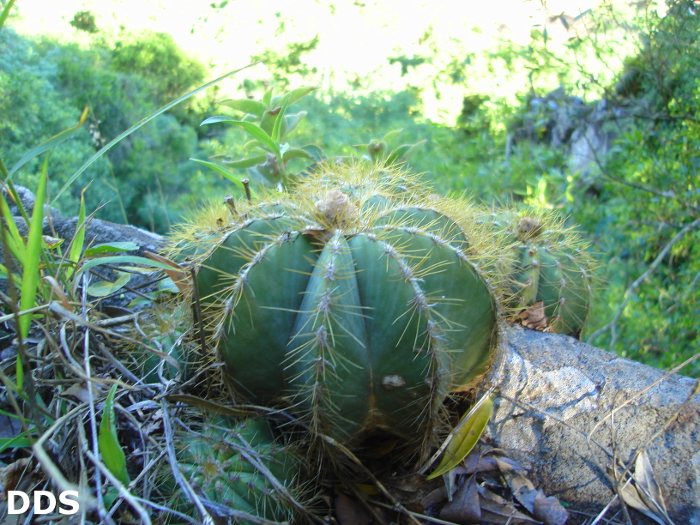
(186, 165, 498, 447)
(481, 209, 593, 337)
(169, 416, 300, 524)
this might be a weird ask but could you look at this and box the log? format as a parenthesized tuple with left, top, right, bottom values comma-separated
(484, 325, 700, 524)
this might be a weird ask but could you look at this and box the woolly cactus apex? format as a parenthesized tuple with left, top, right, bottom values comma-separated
(184, 163, 499, 449)
(480, 208, 594, 337)
(165, 416, 302, 524)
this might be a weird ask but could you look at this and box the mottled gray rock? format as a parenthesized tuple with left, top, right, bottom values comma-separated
(47, 215, 163, 257)
(509, 89, 641, 185)
(485, 325, 700, 523)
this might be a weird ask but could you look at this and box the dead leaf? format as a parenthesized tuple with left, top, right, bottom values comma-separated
(384, 472, 445, 508)
(517, 301, 549, 331)
(301, 228, 332, 244)
(616, 451, 674, 525)
(634, 450, 669, 519)
(440, 475, 481, 524)
(0, 458, 32, 496)
(490, 452, 526, 472)
(477, 485, 541, 524)
(501, 469, 538, 514)
(334, 491, 371, 525)
(420, 486, 448, 509)
(144, 251, 191, 294)
(458, 447, 500, 475)
(42, 276, 71, 309)
(533, 491, 569, 525)
(42, 235, 64, 248)
(60, 382, 104, 404)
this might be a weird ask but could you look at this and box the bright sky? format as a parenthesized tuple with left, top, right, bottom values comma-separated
(9, 0, 641, 121)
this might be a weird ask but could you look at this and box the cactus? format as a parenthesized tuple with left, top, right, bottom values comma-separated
(480, 208, 593, 337)
(121, 300, 198, 384)
(165, 416, 301, 524)
(177, 163, 499, 448)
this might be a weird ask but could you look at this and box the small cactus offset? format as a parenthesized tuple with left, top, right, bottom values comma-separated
(480, 208, 594, 337)
(165, 416, 302, 524)
(175, 162, 500, 449)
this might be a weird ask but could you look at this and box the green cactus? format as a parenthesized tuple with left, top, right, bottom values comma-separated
(165, 416, 301, 524)
(480, 209, 593, 337)
(122, 300, 197, 384)
(178, 163, 498, 448)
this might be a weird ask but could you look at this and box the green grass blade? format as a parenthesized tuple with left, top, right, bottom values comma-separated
(83, 242, 139, 257)
(0, 435, 32, 454)
(7, 107, 89, 181)
(15, 353, 23, 391)
(0, 0, 17, 31)
(68, 189, 87, 265)
(52, 64, 257, 207)
(98, 384, 130, 487)
(0, 191, 27, 262)
(0, 408, 25, 418)
(426, 392, 494, 480)
(18, 157, 48, 340)
(191, 158, 248, 190)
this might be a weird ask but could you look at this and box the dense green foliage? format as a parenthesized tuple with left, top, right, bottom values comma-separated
(2, 1, 699, 376)
(576, 2, 700, 372)
(0, 27, 212, 230)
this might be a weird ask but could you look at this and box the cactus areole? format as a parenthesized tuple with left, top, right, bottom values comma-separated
(191, 166, 497, 446)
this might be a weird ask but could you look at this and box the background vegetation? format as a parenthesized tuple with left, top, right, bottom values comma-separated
(1, 0, 698, 375)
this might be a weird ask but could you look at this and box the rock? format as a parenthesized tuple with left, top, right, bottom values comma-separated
(2, 185, 163, 255)
(508, 89, 640, 186)
(48, 215, 163, 257)
(4, 184, 63, 222)
(485, 325, 700, 523)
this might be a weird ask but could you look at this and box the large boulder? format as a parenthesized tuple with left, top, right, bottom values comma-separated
(486, 325, 700, 523)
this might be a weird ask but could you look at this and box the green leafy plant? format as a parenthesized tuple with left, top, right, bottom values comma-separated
(195, 86, 320, 189)
(196, 86, 431, 194)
